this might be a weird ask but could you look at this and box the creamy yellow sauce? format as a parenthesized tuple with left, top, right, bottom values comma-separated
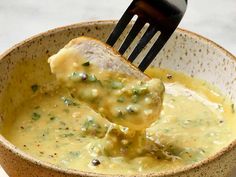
(3, 68, 236, 174)
(48, 46, 164, 130)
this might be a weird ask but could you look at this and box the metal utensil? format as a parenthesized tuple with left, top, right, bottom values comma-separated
(107, 0, 188, 71)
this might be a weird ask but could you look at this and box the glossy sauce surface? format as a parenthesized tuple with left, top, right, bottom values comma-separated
(48, 44, 164, 130)
(2, 68, 236, 174)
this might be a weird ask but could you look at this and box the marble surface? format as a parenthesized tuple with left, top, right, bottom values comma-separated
(0, 0, 235, 176)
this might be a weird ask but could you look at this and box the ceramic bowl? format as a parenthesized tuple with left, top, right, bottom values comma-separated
(0, 20, 235, 177)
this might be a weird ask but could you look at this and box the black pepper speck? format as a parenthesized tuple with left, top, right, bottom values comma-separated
(92, 159, 101, 166)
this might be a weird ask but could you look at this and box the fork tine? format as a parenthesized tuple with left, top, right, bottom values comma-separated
(106, 2, 135, 46)
(128, 25, 158, 62)
(118, 18, 145, 55)
(138, 32, 172, 72)
(106, 12, 133, 46)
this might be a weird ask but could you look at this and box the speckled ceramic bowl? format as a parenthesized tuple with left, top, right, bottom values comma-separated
(0, 21, 235, 177)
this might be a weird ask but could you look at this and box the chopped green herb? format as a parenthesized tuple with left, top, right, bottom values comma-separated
(127, 107, 135, 113)
(31, 84, 39, 92)
(97, 80, 103, 86)
(70, 93, 75, 98)
(60, 121, 66, 126)
(32, 112, 41, 121)
(104, 80, 123, 89)
(132, 88, 139, 95)
(50, 116, 56, 121)
(62, 133, 74, 137)
(82, 61, 90, 66)
(117, 110, 124, 118)
(217, 104, 223, 110)
(81, 117, 105, 137)
(170, 99, 176, 102)
(34, 106, 40, 109)
(61, 97, 79, 106)
(63, 109, 70, 113)
(69, 151, 80, 157)
(87, 74, 97, 82)
(232, 104, 235, 113)
(117, 97, 125, 103)
(126, 105, 138, 113)
(131, 95, 139, 103)
(219, 120, 224, 124)
(69, 72, 87, 81)
(111, 80, 124, 89)
(132, 86, 148, 95)
(199, 148, 206, 154)
(163, 128, 170, 133)
(83, 117, 95, 129)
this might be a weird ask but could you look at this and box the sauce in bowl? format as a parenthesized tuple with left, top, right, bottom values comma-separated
(2, 67, 236, 174)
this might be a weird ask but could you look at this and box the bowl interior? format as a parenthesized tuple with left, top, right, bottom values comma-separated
(0, 20, 235, 175)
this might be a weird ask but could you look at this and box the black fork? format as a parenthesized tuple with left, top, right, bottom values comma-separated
(106, 0, 188, 71)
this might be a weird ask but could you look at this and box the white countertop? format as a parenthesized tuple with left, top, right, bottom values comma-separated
(0, 0, 235, 55)
(0, 0, 235, 176)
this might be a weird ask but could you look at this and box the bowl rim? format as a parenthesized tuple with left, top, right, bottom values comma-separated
(0, 20, 235, 177)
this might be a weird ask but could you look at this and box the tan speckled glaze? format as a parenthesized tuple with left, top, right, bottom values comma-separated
(0, 21, 235, 177)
